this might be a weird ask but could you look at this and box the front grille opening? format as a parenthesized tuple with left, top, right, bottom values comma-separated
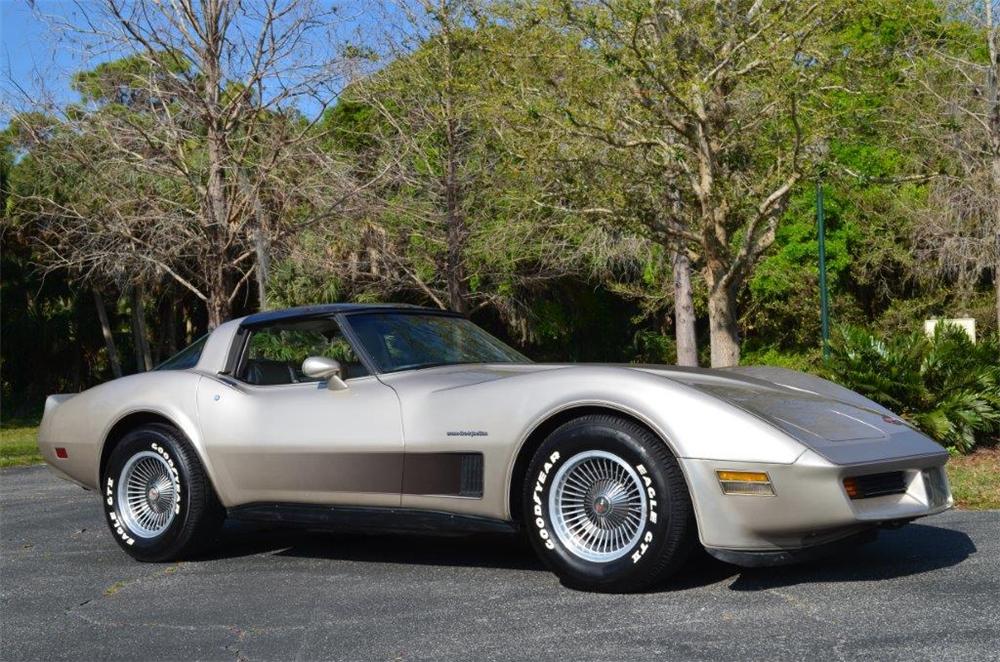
(844, 471, 907, 499)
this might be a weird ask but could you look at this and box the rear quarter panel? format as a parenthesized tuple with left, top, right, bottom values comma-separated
(38, 371, 209, 490)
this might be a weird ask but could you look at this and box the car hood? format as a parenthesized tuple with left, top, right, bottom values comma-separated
(627, 365, 947, 463)
(632, 365, 898, 442)
(381, 362, 944, 465)
(388, 362, 895, 438)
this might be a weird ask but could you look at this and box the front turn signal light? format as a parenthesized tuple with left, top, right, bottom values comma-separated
(717, 470, 775, 496)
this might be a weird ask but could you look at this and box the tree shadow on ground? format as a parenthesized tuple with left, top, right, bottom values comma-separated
(199, 520, 975, 592)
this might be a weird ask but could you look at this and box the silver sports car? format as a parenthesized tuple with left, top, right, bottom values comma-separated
(39, 304, 953, 592)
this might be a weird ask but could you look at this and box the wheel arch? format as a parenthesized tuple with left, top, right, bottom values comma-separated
(98, 410, 215, 497)
(506, 403, 691, 523)
(99, 411, 180, 478)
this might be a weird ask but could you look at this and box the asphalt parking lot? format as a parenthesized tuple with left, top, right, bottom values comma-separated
(1, 465, 997, 661)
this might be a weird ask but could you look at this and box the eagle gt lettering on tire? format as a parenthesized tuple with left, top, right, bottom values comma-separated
(523, 414, 696, 592)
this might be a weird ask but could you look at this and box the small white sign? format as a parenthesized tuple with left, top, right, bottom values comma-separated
(924, 318, 976, 343)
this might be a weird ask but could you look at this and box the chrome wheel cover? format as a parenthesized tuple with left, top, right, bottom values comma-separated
(548, 450, 648, 562)
(117, 451, 179, 538)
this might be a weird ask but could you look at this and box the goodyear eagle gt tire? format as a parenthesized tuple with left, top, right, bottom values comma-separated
(522, 414, 695, 592)
(102, 423, 223, 562)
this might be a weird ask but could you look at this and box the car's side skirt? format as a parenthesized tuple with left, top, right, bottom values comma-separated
(227, 503, 518, 535)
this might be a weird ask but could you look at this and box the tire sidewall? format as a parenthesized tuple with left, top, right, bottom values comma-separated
(524, 419, 677, 588)
(102, 427, 191, 558)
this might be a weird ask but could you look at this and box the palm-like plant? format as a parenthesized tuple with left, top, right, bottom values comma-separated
(828, 325, 1000, 453)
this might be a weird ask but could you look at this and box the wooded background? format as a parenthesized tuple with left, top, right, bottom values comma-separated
(2, 0, 998, 438)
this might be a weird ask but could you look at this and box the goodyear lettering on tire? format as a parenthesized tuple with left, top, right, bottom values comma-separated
(532, 451, 561, 550)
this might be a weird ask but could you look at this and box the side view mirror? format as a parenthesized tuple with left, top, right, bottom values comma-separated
(302, 356, 348, 391)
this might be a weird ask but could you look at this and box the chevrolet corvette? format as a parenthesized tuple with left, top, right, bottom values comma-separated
(38, 304, 953, 591)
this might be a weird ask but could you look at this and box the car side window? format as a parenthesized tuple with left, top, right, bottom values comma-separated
(237, 318, 369, 385)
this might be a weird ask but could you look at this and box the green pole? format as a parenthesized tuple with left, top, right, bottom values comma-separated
(817, 180, 830, 360)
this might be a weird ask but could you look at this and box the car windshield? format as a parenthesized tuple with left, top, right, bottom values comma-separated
(346, 312, 529, 373)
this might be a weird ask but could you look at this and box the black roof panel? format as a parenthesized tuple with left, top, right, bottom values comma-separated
(240, 303, 450, 327)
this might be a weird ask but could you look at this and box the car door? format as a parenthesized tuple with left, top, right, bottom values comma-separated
(196, 315, 403, 507)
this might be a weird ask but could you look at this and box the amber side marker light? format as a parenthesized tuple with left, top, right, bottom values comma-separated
(716, 471, 774, 496)
(843, 477, 859, 499)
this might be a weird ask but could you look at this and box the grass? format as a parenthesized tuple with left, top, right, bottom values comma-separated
(946, 447, 1000, 510)
(1, 420, 997, 509)
(0, 420, 42, 468)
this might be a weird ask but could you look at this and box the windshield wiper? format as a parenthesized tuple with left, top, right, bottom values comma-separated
(391, 360, 477, 372)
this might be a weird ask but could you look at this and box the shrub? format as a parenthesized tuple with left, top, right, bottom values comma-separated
(828, 325, 1000, 453)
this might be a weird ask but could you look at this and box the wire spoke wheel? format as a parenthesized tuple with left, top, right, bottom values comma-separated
(117, 451, 179, 539)
(548, 450, 648, 562)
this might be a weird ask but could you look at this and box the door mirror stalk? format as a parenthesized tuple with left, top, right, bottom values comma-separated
(302, 356, 349, 391)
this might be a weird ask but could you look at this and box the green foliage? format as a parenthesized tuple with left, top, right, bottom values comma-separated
(265, 257, 342, 310)
(248, 328, 357, 365)
(745, 185, 858, 349)
(2, 0, 999, 417)
(0, 226, 120, 415)
(740, 347, 821, 373)
(629, 330, 677, 365)
(72, 51, 190, 105)
(0, 419, 41, 468)
(828, 325, 1000, 453)
(946, 449, 1000, 510)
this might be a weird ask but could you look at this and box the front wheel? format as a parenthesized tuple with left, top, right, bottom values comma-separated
(102, 423, 223, 562)
(522, 414, 696, 592)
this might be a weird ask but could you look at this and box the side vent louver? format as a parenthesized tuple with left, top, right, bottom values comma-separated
(459, 453, 484, 498)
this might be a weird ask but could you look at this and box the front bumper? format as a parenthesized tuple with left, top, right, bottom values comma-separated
(705, 527, 880, 567)
(681, 448, 953, 558)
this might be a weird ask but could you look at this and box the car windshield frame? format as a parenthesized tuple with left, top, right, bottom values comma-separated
(341, 310, 530, 375)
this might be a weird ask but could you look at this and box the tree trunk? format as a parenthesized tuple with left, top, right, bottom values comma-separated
(206, 293, 228, 330)
(987, 0, 999, 334)
(183, 300, 194, 345)
(440, 13, 469, 315)
(164, 295, 178, 356)
(239, 169, 270, 311)
(206, 263, 230, 329)
(707, 284, 740, 367)
(443, 219, 468, 312)
(671, 248, 698, 366)
(254, 225, 270, 311)
(994, 253, 1000, 334)
(71, 294, 83, 391)
(992, 266, 1000, 334)
(93, 289, 123, 378)
(129, 286, 153, 371)
(443, 131, 469, 314)
(201, 6, 232, 331)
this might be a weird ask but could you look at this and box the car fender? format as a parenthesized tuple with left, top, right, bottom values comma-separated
(38, 371, 218, 492)
(388, 365, 806, 521)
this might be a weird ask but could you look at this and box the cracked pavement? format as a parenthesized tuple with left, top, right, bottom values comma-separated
(1, 465, 997, 661)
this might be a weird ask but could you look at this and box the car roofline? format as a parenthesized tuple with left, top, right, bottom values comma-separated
(239, 303, 458, 328)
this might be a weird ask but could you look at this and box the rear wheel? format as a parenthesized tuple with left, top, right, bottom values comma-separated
(102, 424, 223, 561)
(522, 414, 696, 592)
